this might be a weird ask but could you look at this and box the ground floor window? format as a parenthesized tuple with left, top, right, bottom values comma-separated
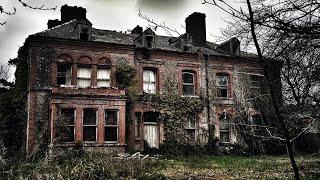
(134, 112, 142, 138)
(57, 108, 75, 142)
(105, 110, 118, 142)
(220, 112, 230, 143)
(83, 108, 97, 142)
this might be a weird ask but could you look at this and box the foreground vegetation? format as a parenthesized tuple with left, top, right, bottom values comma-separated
(1, 151, 319, 179)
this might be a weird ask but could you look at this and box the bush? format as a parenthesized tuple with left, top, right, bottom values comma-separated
(1, 150, 157, 179)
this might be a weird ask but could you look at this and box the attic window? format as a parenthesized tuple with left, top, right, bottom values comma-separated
(80, 28, 89, 40)
(146, 35, 153, 48)
(183, 45, 191, 52)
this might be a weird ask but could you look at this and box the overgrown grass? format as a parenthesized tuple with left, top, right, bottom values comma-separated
(1, 152, 319, 179)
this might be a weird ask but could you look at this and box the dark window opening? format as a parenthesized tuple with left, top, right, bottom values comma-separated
(144, 112, 159, 122)
(216, 75, 228, 98)
(146, 35, 153, 48)
(57, 108, 75, 142)
(80, 28, 89, 40)
(183, 45, 191, 51)
(105, 110, 118, 142)
(57, 64, 71, 85)
(252, 114, 265, 126)
(83, 109, 97, 142)
(182, 71, 195, 96)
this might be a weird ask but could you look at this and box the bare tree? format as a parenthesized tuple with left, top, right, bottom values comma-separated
(203, 0, 320, 179)
(0, 0, 56, 25)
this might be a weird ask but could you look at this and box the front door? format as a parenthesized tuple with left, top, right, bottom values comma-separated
(143, 112, 160, 148)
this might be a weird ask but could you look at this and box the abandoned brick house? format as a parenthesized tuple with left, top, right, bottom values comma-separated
(23, 5, 281, 155)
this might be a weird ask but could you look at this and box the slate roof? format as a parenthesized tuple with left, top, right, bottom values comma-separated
(33, 19, 258, 59)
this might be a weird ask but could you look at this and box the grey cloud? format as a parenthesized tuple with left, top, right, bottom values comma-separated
(136, 0, 189, 11)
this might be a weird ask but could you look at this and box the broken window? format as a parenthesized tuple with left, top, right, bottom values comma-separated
(83, 108, 97, 142)
(146, 35, 153, 48)
(216, 75, 228, 98)
(77, 66, 91, 87)
(80, 28, 89, 40)
(134, 112, 142, 138)
(143, 69, 156, 94)
(57, 108, 75, 142)
(97, 68, 111, 87)
(57, 63, 72, 85)
(220, 112, 230, 143)
(182, 71, 195, 96)
(105, 110, 118, 142)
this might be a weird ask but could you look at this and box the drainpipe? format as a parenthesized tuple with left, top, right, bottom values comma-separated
(204, 54, 215, 145)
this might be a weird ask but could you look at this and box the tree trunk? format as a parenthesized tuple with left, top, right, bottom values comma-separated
(245, 0, 300, 179)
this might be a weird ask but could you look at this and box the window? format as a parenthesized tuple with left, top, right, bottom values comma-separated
(97, 68, 111, 87)
(220, 112, 230, 143)
(105, 110, 118, 142)
(250, 75, 261, 98)
(143, 69, 156, 94)
(182, 71, 195, 96)
(185, 116, 196, 129)
(80, 28, 89, 40)
(134, 112, 142, 138)
(216, 75, 228, 98)
(57, 108, 75, 142)
(77, 66, 91, 87)
(146, 35, 153, 48)
(57, 64, 72, 85)
(83, 109, 97, 142)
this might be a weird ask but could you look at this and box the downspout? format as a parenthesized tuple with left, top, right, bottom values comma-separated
(204, 54, 214, 145)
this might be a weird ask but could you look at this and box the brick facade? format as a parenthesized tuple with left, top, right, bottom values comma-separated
(22, 5, 282, 155)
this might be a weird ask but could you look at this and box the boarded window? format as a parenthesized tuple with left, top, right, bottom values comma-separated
(57, 64, 72, 85)
(216, 75, 228, 98)
(97, 68, 111, 87)
(220, 112, 230, 143)
(105, 110, 118, 142)
(83, 109, 97, 142)
(57, 108, 75, 142)
(77, 66, 91, 87)
(182, 72, 195, 96)
(143, 70, 156, 94)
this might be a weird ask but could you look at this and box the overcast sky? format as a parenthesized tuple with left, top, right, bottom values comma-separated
(0, 0, 237, 79)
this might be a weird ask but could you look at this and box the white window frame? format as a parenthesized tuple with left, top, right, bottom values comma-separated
(82, 108, 97, 143)
(182, 71, 195, 96)
(143, 69, 157, 94)
(57, 63, 72, 86)
(97, 68, 111, 87)
(77, 66, 92, 87)
(58, 108, 75, 143)
(219, 112, 231, 143)
(216, 75, 229, 98)
(104, 110, 119, 143)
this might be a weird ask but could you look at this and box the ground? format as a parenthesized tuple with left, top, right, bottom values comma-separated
(1, 152, 319, 179)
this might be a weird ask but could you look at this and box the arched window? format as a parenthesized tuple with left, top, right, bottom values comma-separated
(182, 71, 195, 96)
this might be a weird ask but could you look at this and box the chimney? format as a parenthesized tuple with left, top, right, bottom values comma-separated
(61, 5, 87, 23)
(185, 12, 206, 46)
(47, 19, 61, 29)
(131, 25, 143, 34)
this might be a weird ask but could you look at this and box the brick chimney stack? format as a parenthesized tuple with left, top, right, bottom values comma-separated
(185, 12, 206, 46)
(61, 5, 87, 23)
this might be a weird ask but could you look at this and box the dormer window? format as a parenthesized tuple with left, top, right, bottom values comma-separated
(146, 35, 153, 48)
(80, 28, 89, 40)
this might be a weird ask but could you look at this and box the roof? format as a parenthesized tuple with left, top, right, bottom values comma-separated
(33, 19, 258, 59)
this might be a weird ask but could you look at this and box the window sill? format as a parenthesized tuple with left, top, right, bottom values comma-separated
(181, 95, 199, 98)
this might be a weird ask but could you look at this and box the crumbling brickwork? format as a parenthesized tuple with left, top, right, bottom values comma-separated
(21, 5, 281, 155)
